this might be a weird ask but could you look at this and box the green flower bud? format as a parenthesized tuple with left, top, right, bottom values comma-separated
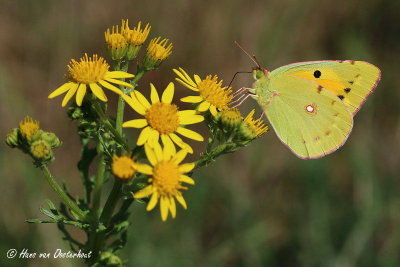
(99, 251, 122, 267)
(41, 131, 62, 148)
(67, 105, 85, 120)
(30, 140, 53, 161)
(5, 128, 19, 148)
(216, 108, 243, 132)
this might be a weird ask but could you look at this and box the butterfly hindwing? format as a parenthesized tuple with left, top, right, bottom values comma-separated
(271, 60, 381, 115)
(258, 74, 353, 159)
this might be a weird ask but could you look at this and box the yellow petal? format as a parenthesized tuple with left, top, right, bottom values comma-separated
(169, 198, 176, 219)
(161, 82, 174, 104)
(48, 82, 74, 98)
(194, 75, 202, 84)
(121, 94, 146, 115)
(161, 135, 176, 160)
(172, 149, 187, 164)
(178, 111, 204, 125)
(152, 142, 163, 162)
(61, 83, 79, 107)
(176, 194, 187, 209)
(180, 96, 203, 103)
(144, 143, 158, 166)
(134, 185, 153, 198)
(137, 126, 152, 146)
(75, 83, 87, 106)
(123, 119, 148, 128)
(180, 174, 195, 185)
(173, 68, 197, 87)
(148, 128, 160, 147)
(146, 191, 159, 211)
(136, 163, 153, 175)
(160, 196, 169, 221)
(176, 127, 204, 142)
(210, 105, 218, 116)
(98, 80, 123, 95)
(150, 83, 160, 103)
(106, 71, 135, 79)
(132, 90, 151, 109)
(169, 133, 194, 154)
(178, 163, 195, 173)
(104, 77, 133, 88)
(175, 78, 199, 91)
(197, 101, 211, 112)
(90, 83, 107, 102)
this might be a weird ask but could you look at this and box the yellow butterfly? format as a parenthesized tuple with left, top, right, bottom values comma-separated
(246, 59, 381, 159)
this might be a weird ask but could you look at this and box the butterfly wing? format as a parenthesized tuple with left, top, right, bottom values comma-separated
(271, 60, 381, 115)
(258, 74, 353, 159)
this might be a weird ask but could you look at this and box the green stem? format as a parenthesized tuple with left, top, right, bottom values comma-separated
(100, 179, 123, 224)
(195, 141, 249, 169)
(91, 179, 123, 258)
(130, 66, 146, 91)
(40, 165, 86, 221)
(91, 100, 129, 150)
(115, 61, 127, 136)
(91, 144, 106, 219)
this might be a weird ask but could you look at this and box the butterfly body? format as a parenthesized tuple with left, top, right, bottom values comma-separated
(251, 60, 381, 159)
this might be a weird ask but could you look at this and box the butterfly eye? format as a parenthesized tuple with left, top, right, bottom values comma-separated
(313, 70, 321, 78)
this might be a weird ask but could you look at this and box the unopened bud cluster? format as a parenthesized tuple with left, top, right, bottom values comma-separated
(5, 116, 62, 165)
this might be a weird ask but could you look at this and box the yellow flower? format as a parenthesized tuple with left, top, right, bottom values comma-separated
(121, 20, 151, 60)
(143, 37, 173, 70)
(134, 143, 196, 221)
(122, 82, 204, 154)
(105, 24, 128, 60)
(173, 68, 233, 116)
(112, 154, 137, 179)
(48, 54, 134, 107)
(19, 116, 40, 139)
(122, 20, 151, 46)
(241, 109, 269, 139)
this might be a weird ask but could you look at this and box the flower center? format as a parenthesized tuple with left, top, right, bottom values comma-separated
(198, 75, 233, 110)
(19, 116, 40, 139)
(122, 20, 150, 46)
(30, 140, 50, 159)
(112, 155, 136, 179)
(105, 33, 127, 49)
(68, 54, 109, 84)
(147, 38, 173, 60)
(153, 161, 181, 196)
(145, 102, 180, 134)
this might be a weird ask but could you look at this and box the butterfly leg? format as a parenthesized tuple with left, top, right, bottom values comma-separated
(258, 110, 265, 121)
(232, 87, 251, 98)
(230, 94, 252, 108)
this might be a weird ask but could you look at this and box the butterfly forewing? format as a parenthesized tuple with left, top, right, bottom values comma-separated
(261, 74, 353, 159)
(272, 61, 381, 115)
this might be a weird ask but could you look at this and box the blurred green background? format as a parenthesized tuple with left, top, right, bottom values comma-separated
(1, 0, 399, 266)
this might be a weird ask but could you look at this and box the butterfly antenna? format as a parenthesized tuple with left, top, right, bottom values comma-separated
(234, 41, 262, 69)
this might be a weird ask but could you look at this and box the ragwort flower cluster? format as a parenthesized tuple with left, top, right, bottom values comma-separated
(5, 18, 269, 266)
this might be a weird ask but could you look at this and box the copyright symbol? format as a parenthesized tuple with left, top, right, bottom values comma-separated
(7, 249, 17, 258)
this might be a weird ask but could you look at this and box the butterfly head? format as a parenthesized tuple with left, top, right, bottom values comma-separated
(252, 67, 269, 80)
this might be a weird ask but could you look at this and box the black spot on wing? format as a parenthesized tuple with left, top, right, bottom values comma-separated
(344, 88, 351, 93)
(338, 95, 345, 100)
(348, 81, 354, 85)
(313, 70, 321, 78)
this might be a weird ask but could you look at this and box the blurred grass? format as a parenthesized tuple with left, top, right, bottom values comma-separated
(1, 0, 400, 266)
